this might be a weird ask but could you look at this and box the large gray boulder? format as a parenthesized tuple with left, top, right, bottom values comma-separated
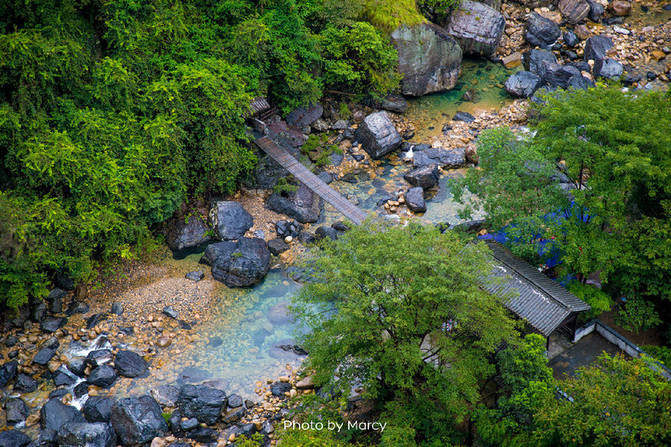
(505, 71, 543, 98)
(166, 215, 211, 251)
(558, 0, 590, 24)
(267, 182, 322, 223)
(447, 1, 506, 56)
(209, 201, 253, 241)
(413, 147, 466, 169)
(354, 111, 402, 159)
(404, 164, 440, 189)
(178, 385, 228, 425)
(525, 12, 560, 49)
(111, 396, 168, 447)
(594, 58, 623, 79)
(524, 49, 558, 76)
(41, 399, 82, 432)
(200, 238, 271, 288)
(405, 187, 427, 213)
(391, 23, 462, 96)
(57, 422, 116, 447)
(584, 35, 613, 63)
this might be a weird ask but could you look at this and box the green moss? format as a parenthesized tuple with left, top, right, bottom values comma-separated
(363, 0, 425, 33)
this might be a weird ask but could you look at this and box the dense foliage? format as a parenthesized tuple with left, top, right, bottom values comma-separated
(292, 223, 519, 445)
(0, 0, 406, 308)
(452, 87, 671, 331)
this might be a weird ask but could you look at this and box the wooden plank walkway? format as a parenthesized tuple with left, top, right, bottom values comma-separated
(254, 134, 369, 225)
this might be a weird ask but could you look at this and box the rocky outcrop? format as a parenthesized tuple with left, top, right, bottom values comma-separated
(209, 201, 253, 241)
(111, 396, 168, 447)
(505, 71, 543, 97)
(558, 0, 590, 24)
(525, 12, 560, 49)
(200, 238, 271, 287)
(391, 23, 462, 96)
(267, 183, 322, 223)
(166, 215, 211, 251)
(447, 1, 506, 56)
(354, 111, 402, 159)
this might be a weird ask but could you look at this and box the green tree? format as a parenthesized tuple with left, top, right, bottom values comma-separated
(292, 222, 519, 445)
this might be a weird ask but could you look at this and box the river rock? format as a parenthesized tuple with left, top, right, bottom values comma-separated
(447, 1, 505, 56)
(413, 147, 466, 169)
(14, 373, 37, 392)
(68, 357, 87, 378)
(166, 216, 211, 251)
(40, 316, 67, 333)
(404, 165, 440, 189)
(84, 396, 114, 423)
(567, 74, 595, 90)
(227, 394, 243, 408)
(111, 396, 168, 447)
(315, 226, 339, 242)
(0, 430, 31, 447)
(377, 94, 408, 113)
(41, 398, 81, 431)
(222, 407, 245, 424)
(33, 347, 56, 366)
(559, 0, 590, 24)
(267, 182, 322, 223)
(354, 111, 402, 159)
(0, 360, 18, 388)
(57, 422, 116, 447)
(177, 367, 213, 385)
(151, 385, 180, 408)
(525, 12, 560, 49)
(584, 35, 613, 63)
(563, 30, 580, 47)
(505, 71, 543, 98)
(88, 365, 118, 388)
(286, 104, 323, 129)
(209, 201, 253, 241)
(405, 187, 427, 213)
(610, 0, 631, 16)
(178, 385, 227, 425)
(267, 238, 290, 256)
(594, 58, 623, 79)
(270, 381, 292, 397)
(53, 368, 77, 387)
(87, 349, 113, 368)
(275, 220, 302, 239)
(542, 63, 581, 88)
(5, 397, 29, 424)
(586, 0, 605, 21)
(391, 23, 462, 96)
(187, 427, 218, 443)
(453, 111, 476, 123)
(47, 288, 66, 314)
(185, 270, 204, 282)
(114, 350, 148, 378)
(202, 238, 271, 287)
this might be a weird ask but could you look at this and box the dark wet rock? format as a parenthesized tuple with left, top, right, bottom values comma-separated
(270, 381, 292, 397)
(0, 360, 18, 388)
(0, 430, 31, 447)
(67, 301, 89, 315)
(275, 220, 303, 239)
(586, 0, 604, 21)
(377, 94, 408, 114)
(15, 373, 38, 392)
(44, 337, 59, 350)
(166, 215, 211, 252)
(86, 313, 107, 330)
(180, 418, 200, 431)
(505, 71, 543, 98)
(447, 1, 505, 56)
(297, 230, 316, 245)
(162, 306, 179, 320)
(413, 147, 466, 169)
(237, 423, 257, 438)
(151, 385, 180, 408)
(202, 238, 271, 288)
(332, 221, 350, 232)
(49, 389, 69, 400)
(404, 164, 440, 189)
(267, 238, 290, 256)
(329, 152, 344, 167)
(267, 302, 293, 325)
(315, 226, 339, 242)
(186, 427, 218, 443)
(73, 383, 89, 400)
(351, 153, 365, 162)
(110, 303, 123, 316)
(260, 421, 274, 435)
(563, 30, 580, 47)
(184, 270, 204, 282)
(114, 350, 148, 378)
(47, 288, 66, 314)
(177, 367, 213, 385)
(168, 409, 183, 437)
(33, 347, 56, 366)
(5, 397, 29, 425)
(594, 58, 623, 79)
(41, 398, 81, 431)
(111, 396, 168, 447)
(559, 0, 590, 24)
(453, 111, 476, 123)
(4, 335, 18, 348)
(227, 394, 243, 409)
(56, 274, 75, 291)
(542, 63, 581, 88)
(178, 385, 227, 425)
(391, 23, 462, 96)
(210, 201, 253, 241)
(405, 187, 427, 213)
(584, 35, 613, 63)
(39, 429, 58, 447)
(354, 111, 402, 159)
(53, 368, 76, 387)
(525, 12, 560, 49)
(57, 422, 116, 447)
(276, 344, 308, 356)
(222, 407, 245, 424)
(86, 350, 113, 368)
(67, 358, 87, 378)
(267, 182, 322, 223)
(87, 365, 118, 389)
(83, 396, 114, 423)
(31, 302, 48, 323)
(286, 104, 323, 129)
(567, 74, 595, 90)
(40, 316, 67, 333)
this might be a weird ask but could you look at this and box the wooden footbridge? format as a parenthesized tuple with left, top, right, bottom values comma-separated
(252, 123, 369, 225)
